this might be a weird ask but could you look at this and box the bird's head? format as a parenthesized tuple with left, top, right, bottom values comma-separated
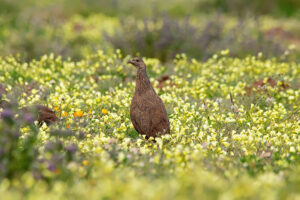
(127, 57, 146, 69)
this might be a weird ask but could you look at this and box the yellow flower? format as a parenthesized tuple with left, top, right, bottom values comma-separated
(88, 110, 92, 114)
(73, 110, 84, 117)
(61, 111, 68, 117)
(54, 106, 60, 112)
(101, 108, 108, 114)
(83, 160, 89, 166)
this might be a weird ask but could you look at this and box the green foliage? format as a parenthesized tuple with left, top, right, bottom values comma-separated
(0, 0, 299, 62)
(1, 0, 299, 19)
(0, 13, 299, 62)
(198, 0, 300, 17)
(107, 15, 299, 62)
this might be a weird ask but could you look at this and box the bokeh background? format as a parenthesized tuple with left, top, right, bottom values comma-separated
(0, 0, 299, 62)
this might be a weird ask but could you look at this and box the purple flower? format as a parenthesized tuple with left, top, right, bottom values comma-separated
(44, 141, 55, 151)
(1, 109, 13, 119)
(65, 143, 77, 153)
(24, 113, 34, 123)
(48, 163, 56, 172)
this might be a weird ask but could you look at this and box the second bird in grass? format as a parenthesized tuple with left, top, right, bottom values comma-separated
(128, 57, 170, 139)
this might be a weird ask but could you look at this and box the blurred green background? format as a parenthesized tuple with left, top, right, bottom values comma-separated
(0, 0, 299, 61)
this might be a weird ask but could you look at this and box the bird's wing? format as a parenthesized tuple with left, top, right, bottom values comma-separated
(149, 98, 170, 136)
(131, 92, 170, 137)
(130, 96, 158, 135)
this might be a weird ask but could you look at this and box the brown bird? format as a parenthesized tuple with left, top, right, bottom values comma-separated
(1, 101, 58, 127)
(128, 57, 170, 139)
(35, 105, 59, 126)
(1, 84, 58, 126)
(18, 104, 59, 126)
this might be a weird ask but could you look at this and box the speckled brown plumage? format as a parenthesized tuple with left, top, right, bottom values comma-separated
(128, 57, 170, 139)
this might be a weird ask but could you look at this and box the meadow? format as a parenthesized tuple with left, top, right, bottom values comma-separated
(1, 51, 300, 199)
(0, 0, 300, 199)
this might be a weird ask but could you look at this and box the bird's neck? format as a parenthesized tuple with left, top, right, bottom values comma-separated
(135, 68, 152, 94)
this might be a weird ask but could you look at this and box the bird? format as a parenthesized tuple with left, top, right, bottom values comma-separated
(20, 104, 59, 126)
(33, 105, 59, 126)
(1, 100, 58, 126)
(1, 83, 58, 126)
(128, 57, 170, 139)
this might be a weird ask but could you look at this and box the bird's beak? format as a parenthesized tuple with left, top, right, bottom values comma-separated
(127, 60, 133, 65)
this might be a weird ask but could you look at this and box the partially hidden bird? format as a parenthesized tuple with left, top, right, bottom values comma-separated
(128, 57, 170, 139)
(1, 83, 58, 126)
(1, 99, 58, 127)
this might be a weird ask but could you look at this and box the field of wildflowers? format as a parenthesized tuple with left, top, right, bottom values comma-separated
(0, 50, 299, 199)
